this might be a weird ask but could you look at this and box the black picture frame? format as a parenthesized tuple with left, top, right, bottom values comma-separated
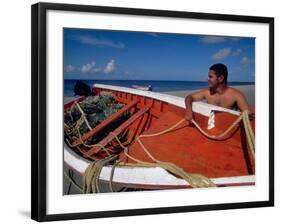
(31, 2, 274, 222)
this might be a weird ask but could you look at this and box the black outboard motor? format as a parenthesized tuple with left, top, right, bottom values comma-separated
(74, 80, 92, 96)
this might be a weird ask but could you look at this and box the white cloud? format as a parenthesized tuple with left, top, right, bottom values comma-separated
(241, 57, 249, 64)
(240, 56, 252, 65)
(232, 48, 242, 56)
(80, 60, 117, 74)
(76, 35, 125, 49)
(64, 65, 75, 72)
(211, 48, 231, 60)
(201, 36, 226, 44)
(104, 60, 116, 74)
(81, 61, 97, 73)
(92, 68, 101, 73)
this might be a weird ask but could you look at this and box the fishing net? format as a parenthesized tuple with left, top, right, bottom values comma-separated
(64, 92, 130, 147)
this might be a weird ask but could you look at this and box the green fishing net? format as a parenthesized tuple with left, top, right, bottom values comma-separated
(64, 92, 130, 146)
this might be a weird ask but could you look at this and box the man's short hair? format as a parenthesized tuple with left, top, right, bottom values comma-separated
(209, 63, 228, 84)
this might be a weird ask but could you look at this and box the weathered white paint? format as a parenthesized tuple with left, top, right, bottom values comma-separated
(94, 83, 241, 117)
(98, 165, 255, 186)
(64, 143, 90, 173)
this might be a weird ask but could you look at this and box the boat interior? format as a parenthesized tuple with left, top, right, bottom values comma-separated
(64, 86, 255, 180)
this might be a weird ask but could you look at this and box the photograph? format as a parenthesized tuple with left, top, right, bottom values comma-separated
(31, 2, 274, 221)
(63, 28, 256, 194)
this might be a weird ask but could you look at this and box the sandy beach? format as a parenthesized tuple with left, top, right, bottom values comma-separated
(164, 85, 255, 106)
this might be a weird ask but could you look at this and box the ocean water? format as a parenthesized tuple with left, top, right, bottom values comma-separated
(64, 79, 254, 97)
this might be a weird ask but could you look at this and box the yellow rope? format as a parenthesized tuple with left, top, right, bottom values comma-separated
(65, 127, 111, 157)
(75, 102, 92, 131)
(137, 119, 186, 138)
(76, 127, 111, 157)
(244, 111, 255, 141)
(242, 112, 255, 158)
(110, 132, 216, 188)
(82, 155, 118, 193)
(108, 159, 123, 192)
(191, 116, 242, 140)
(63, 172, 83, 193)
(191, 110, 255, 158)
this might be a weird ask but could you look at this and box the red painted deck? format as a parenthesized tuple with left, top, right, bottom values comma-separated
(121, 111, 254, 178)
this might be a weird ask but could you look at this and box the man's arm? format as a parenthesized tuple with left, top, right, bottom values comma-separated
(235, 91, 255, 119)
(185, 89, 207, 123)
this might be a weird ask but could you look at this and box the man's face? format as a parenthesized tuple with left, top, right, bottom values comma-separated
(208, 70, 220, 89)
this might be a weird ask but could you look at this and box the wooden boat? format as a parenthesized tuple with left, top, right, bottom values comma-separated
(132, 85, 152, 91)
(64, 84, 255, 192)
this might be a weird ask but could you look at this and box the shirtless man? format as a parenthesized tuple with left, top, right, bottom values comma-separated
(185, 63, 254, 123)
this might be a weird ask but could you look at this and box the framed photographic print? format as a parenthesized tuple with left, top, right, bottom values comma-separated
(31, 2, 274, 222)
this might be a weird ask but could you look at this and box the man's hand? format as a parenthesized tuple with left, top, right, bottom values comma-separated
(185, 95, 195, 126)
(185, 109, 193, 125)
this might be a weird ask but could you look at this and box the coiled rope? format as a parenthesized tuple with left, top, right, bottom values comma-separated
(82, 155, 119, 193)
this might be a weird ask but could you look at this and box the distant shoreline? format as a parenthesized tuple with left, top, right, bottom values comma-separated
(64, 79, 255, 97)
(64, 84, 255, 106)
(163, 85, 255, 106)
(65, 78, 255, 84)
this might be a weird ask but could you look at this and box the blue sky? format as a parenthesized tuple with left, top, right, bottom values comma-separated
(64, 28, 255, 82)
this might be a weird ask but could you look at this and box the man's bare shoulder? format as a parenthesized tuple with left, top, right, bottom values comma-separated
(189, 88, 207, 96)
(227, 87, 244, 95)
(227, 87, 247, 99)
(194, 88, 209, 95)
(188, 88, 209, 101)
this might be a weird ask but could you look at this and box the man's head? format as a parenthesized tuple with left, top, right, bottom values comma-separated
(208, 63, 228, 90)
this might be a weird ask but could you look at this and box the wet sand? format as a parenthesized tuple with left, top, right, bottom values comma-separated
(163, 85, 255, 106)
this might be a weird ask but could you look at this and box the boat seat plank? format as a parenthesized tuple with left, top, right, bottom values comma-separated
(73, 99, 139, 145)
(86, 106, 150, 157)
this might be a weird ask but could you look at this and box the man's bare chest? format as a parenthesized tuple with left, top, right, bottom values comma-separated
(206, 94, 235, 109)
